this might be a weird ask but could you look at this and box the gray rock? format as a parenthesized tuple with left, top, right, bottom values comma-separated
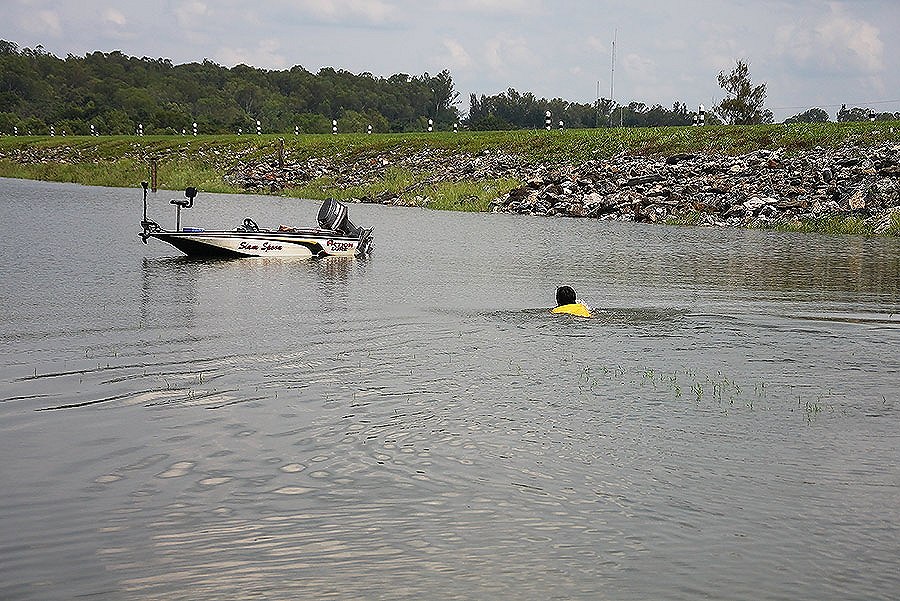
(487, 142, 900, 231)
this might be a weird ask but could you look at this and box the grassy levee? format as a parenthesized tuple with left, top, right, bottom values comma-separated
(1, 122, 898, 235)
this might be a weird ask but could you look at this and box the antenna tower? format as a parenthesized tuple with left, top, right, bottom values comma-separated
(610, 28, 617, 126)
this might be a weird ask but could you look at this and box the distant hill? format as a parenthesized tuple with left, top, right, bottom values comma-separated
(0, 40, 463, 135)
(0, 40, 708, 136)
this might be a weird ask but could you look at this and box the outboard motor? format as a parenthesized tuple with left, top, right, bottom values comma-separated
(318, 198, 357, 235)
(317, 198, 374, 255)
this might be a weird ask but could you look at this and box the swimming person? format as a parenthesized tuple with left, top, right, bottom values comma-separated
(551, 285, 592, 317)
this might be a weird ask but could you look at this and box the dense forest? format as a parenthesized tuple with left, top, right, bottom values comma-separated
(0, 41, 896, 136)
(0, 41, 462, 135)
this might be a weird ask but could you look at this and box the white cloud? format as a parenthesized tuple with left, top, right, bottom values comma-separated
(174, 1, 210, 29)
(776, 3, 884, 75)
(621, 52, 678, 101)
(215, 39, 288, 69)
(586, 35, 611, 57)
(103, 8, 127, 26)
(693, 20, 742, 73)
(440, 38, 472, 69)
(436, 0, 542, 14)
(18, 8, 62, 37)
(294, 0, 396, 24)
(484, 33, 535, 75)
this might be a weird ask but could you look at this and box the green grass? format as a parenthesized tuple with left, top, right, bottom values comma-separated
(663, 211, 705, 227)
(663, 210, 900, 237)
(282, 167, 420, 203)
(280, 165, 521, 211)
(770, 212, 900, 236)
(425, 179, 522, 211)
(3, 121, 898, 172)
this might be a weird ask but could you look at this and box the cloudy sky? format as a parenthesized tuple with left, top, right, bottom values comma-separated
(3, 0, 898, 121)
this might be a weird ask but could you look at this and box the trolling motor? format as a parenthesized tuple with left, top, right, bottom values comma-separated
(171, 186, 197, 232)
(139, 181, 160, 243)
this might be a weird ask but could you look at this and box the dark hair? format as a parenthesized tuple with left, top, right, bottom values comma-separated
(556, 286, 576, 306)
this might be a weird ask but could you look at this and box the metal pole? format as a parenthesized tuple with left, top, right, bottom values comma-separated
(142, 181, 148, 224)
(610, 28, 616, 126)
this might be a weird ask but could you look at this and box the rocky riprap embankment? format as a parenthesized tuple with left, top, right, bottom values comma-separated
(4, 137, 899, 232)
(225, 147, 525, 206)
(490, 144, 900, 232)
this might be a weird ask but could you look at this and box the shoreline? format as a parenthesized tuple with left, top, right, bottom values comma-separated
(490, 143, 900, 236)
(1, 125, 899, 236)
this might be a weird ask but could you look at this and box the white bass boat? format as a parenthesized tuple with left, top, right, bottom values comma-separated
(139, 183, 373, 258)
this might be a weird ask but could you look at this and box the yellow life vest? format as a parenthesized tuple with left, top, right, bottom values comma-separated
(551, 303, 592, 317)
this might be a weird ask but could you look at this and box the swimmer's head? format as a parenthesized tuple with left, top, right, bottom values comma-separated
(556, 286, 576, 306)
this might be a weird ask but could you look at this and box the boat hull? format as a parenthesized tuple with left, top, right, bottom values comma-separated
(148, 230, 364, 258)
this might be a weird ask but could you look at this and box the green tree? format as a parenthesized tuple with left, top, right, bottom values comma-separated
(785, 107, 829, 124)
(714, 59, 773, 125)
(0, 111, 19, 133)
(837, 104, 872, 122)
(294, 112, 330, 134)
(428, 69, 461, 126)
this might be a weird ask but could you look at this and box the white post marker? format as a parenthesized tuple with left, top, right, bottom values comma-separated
(14, 126, 18, 136)
(428, 118, 433, 132)
(699, 105, 705, 126)
(558, 120, 564, 130)
(50, 125, 55, 136)
(453, 122, 458, 133)
(256, 120, 261, 135)
(139, 124, 143, 136)
(545, 110, 551, 130)
(367, 125, 372, 134)
(193, 122, 198, 136)
(295, 126, 299, 135)
(332, 120, 337, 134)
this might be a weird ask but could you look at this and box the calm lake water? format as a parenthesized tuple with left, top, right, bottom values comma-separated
(1, 177, 899, 600)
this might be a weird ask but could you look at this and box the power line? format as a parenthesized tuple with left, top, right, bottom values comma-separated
(770, 99, 900, 111)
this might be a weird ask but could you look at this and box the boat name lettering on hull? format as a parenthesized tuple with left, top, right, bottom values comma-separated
(238, 241, 284, 252)
(326, 239, 355, 252)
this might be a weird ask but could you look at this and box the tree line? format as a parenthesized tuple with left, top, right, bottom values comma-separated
(467, 90, 701, 130)
(0, 40, 460, 135)
(0, 42, 895, 136)
(784, 105, 900, 124)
